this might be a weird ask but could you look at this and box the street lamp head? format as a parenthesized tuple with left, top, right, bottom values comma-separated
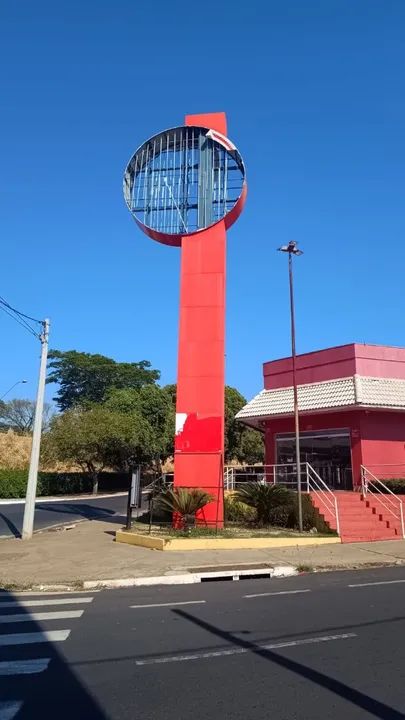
(21, 380, 28, 384)
(277, 241, 303, 256)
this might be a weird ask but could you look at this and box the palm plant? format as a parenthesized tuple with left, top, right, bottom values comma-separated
(155, 487, 214, 530)
(235, 482, 294, 526)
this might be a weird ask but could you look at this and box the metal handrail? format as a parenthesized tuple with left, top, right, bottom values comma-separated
(305, 463, 340, 536)
(361, 465, 405, 538)
(223, 462, 340, 536)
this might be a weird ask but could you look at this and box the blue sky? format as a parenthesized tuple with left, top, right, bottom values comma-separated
(1, 0, 404, 405)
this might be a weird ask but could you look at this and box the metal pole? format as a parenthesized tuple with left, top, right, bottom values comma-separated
(126, 474, 133, 531)
(22, 319, 50, 540)
(288, 253, 303, 532)
(0, 380, 27, 402)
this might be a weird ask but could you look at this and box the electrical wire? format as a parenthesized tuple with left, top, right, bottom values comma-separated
(0, 298, 42, 339)
(0, 295, 42, 324)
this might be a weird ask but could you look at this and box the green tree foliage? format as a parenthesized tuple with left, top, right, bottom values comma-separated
(225, 386, 264, 464)
(44, 406, 155, 493)
(103, 386, 175, 467)
(47, 350, 160, 411)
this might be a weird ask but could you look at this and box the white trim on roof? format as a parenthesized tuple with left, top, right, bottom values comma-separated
(236, 375, 405, 422)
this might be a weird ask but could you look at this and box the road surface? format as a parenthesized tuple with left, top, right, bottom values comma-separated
(0, 494, 128, 538)
(1, 565, 405, 718)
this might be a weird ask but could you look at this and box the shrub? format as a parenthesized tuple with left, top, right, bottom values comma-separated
(235, 483, 294, 526)
(0, 469, 129, 498)
(155, 488, 213, 529)
(233, 482, 334, 533)
(289, 494, 333, 533)
(224, 495, 256, 524)
(381, 479, 405, 495)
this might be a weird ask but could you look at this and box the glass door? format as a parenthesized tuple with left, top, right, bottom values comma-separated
(276, 430, 353, 490)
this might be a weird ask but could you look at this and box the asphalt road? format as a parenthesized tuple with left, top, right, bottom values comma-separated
(0, 494, 128, 538)
(1, 565, 405, 719)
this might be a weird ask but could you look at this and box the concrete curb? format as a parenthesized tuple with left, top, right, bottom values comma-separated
(0, 491, 127, 506)
(83, 565, 298, 589)
(0, 565, 298, 593)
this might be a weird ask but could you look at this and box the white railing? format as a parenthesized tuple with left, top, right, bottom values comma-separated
(305, 462, 340, 536)
(224, 464, 306, 491)
(361, 465, 405, 538)
(223, 462, 340, 535)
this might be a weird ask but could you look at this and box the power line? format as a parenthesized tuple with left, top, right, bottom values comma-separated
(0, 304, 40, 338)
(0, 295, 42, 324)
(0, 297, 43, 339)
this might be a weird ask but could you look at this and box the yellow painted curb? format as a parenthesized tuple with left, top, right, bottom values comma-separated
(115, 531, 341, 551)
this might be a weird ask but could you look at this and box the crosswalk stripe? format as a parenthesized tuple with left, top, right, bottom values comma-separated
(0, 610, 84, 624)
(0, 658, 51, 676)
(0, 597, 93, 609)
(0, 701, 23, 720)
(0, 630, 70, 646)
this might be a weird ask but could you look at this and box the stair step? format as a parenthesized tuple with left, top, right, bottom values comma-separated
(310, 491, 404, 544)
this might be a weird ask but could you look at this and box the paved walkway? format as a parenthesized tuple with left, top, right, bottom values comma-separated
(2, 517, 405, 588)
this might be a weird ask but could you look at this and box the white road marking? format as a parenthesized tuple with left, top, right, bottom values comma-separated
(0, 701, 23, 720)
(348, 579, 405, 588)
(0, 658, 51, 676)
(0, 597, 93, 608)
(0, 610, 84, 624)
(244, 589, 311, 599)
(136, 632, 357, 665)
(130, 600, 206, 609)
(0, 630, 70, 646)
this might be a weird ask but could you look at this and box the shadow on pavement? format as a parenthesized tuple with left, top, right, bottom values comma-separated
(0, 512, 21, 539)
(34, 502, 125, 524)
(173, 608, 405, 720)
(0, 588, 108, 720)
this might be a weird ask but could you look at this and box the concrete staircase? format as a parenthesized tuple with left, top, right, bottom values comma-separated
(310, 491, 403, 543)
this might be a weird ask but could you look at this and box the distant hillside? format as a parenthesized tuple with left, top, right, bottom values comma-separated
(0, 430, 80, 471)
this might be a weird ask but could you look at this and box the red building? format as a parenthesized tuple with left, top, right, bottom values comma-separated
(237, 343, 405, 491)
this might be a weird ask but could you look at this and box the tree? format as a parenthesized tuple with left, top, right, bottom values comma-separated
(236, 428, 265, 465)
(47, 350, 160, 411)
(103, 385, 175, 469)
(44, 406, 155, 493)
(225, 387, 246, 461)
(0, 398, 53, 434)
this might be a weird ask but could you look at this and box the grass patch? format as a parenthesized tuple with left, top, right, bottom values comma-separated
(129, 522, 336, 539)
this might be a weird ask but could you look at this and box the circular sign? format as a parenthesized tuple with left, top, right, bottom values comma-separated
(123, 125, 246, 246)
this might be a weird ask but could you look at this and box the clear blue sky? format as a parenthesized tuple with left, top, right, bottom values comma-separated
(1, 0, 404, 405)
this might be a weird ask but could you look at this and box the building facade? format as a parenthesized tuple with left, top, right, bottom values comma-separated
(237, 344, 405, 490)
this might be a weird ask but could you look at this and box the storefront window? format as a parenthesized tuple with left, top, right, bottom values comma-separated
(276, 429, 352, 490)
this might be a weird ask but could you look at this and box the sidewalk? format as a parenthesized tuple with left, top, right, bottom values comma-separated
(1, 518, 405, 589)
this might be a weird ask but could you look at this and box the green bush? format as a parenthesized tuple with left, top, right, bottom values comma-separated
(381, 479, 405, 494)
(0, 469, 28, 498)
(290, 494, 333, 533)
(235, 483, 294, 526)
(0, 469, 129, 498)
(231, 482, 334, 533)
(224, 495, 256, 524)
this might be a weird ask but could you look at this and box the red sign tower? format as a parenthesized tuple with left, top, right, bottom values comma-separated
(124, 112, 247, 525)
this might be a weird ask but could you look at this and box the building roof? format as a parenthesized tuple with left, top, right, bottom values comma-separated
(236, 375, 405, 424)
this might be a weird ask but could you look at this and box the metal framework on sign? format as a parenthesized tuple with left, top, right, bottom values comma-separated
(123, 126, 245, 235)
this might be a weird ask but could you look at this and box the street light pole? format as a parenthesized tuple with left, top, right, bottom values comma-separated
(22, 318, 50, 541)
(0, 380, 28, 402)
(278, 241, 303, 532)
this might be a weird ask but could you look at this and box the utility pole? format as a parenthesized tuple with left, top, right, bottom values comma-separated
(278, 241, 303, 532)
(22, 319, 50, 540)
